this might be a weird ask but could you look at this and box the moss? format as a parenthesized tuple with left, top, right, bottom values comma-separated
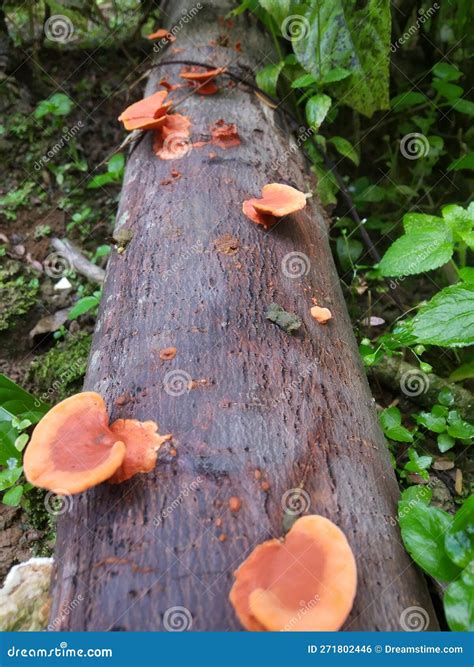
(28, 331, 92, 402)
(21, 487, 56, 557)
(0, 261, 39, 331)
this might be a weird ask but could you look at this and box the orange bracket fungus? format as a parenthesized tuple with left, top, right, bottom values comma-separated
(153, 112, 192, 160)
(180, 66, 227, 95)
(24, 392, 171, 494)
(210, 119, 241, 149)
(229, 515, 357, 631)
(118, 90, 172, 131)
(242, 183, 307, 229)
(146, 28, 176, 42)
(310, 305, 332, 325)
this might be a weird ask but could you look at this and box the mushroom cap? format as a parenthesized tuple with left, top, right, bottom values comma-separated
(252, 183, 307, 217)
(118, 90, 171, 130)
(121, 115, 169, 132)
(179, 66, 226, 82)
(310, 305, 332, 324)
(24, 392, 126, 495)
(147, 29, 175, 41)
(107, 419, 172, 484)
(242, 200, 277, 229)
(229, 515, 357, 631)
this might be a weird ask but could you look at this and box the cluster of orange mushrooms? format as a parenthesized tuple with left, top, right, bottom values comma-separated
(22, 75, 355, 632)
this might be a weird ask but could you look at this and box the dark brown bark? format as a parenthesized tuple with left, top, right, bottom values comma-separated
(50, 0, 438, 631)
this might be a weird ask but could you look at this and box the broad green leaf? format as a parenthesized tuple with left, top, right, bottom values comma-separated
(0, 466, 23, 491)
(68, 295, 100, 320)
(437, 433, 455, 453)
(291, 73, 317, 88)
(415, 411, 446, 434)
(306, 94, 332, 131)
(256, 61, 285, 97)
(445, 496, 474, 568)
(2, 484, 24, 507)
(444, 564, 474, 631)
(321, 67, 351, 84)
(402, 212, 444, 234)
(258, 0, 291, 26)
(400, 485, 432, 506)
(448, 153, 474, 172)
(0, 374, 49, 424)
(451, 98, 474, 117)
(380, 407, 413, 442)
(293, 0, 391, 117)
(108, 153, 125, 175)
(312, 163, 338, 206)
(336, 236, 363, 272)
(399, 503, 461, 581)
(432, 80, 463, 100)
(35, 93, 73, 119)
(390, 92, 427, 112)
(328, 136, 359, 165)
(442, 204, 474, 234)
(411, 284, 474, 347)
(432, 62, 462, 82)
(449, 360, 474, 381)
(446, 410, 474, 440)
(379, 229, 453, 277)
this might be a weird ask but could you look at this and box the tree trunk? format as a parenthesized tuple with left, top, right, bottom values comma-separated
(50, 0, 438, 631)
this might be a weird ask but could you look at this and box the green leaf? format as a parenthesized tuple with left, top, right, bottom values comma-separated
(411, 285, 474, 347)
(68, 295, 100, 320)
(256, 61, 285, 97)
(0, 374, 49, 424)
(402, 213, 445, 234)
(306, 94, 332, 131)
(432, 80, 463, 100)
(291, 73, 317, 88)
(312, 163, 338, 206)
(444, 563, 474, 631)
(321, 67, 351, 84)
(379, 230, 453, 277)
(446, 410, 474, 440)
(107, 153, 125, 175)
(380, 407, 413, 443)
(448, 153, 474, 172)
(400, 485, 432, 506)
(2, 484, 24, 507)
(336, 236, 363, 272)
(258, 0, 291, 26)
(292, 0, 391, 117)
(415, 411, 446, 434)
(390, 92, 427, 112)
(432, 62, 462, 82)
(35, 93, 73, 119)
(328, 136, 359, 165)
(437, 433, 455, 453)
(399, 503, 461, 581)
(445, 496, 474, 568)
(0, 466, 23, 491)
(451, 98, 474, 117)
(449, 360, 474, 382)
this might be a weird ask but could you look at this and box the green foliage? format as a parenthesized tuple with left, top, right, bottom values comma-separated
(398, 491, 474, 631)
(68, 292, 101, 320)
(35, 93, 74, 119)
(0, 262, 39, 332)
(88, 154, 125, 189)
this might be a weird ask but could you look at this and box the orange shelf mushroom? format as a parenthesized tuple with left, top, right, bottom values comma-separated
(310, 305, 332, 324)
(24, 392, 171, 494)
(146, 28, 175, 42)
(118, 90, 172, 131)
(242, 183, 307, 229)
(180, 66, 226, 95)
(229, 515, 357, 631)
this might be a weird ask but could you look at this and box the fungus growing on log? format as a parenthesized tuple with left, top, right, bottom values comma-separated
(23, 392, 170, 494)
(242, 183, 307, 229)
(210, 120, 240, 149)
(180, 66, 226, 95)
(153, 113, 192, 160)
(229, 515, 357, 631)
(311, 305, 332, 324)
(118, 90, 172, 131)
(146, 28, 176, 42)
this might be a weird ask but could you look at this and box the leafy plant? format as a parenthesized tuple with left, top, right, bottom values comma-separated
(398, 488, 473, 631)
(0, 375, 50, 506)
(87, 153, 125, 189)
(35, 93, 74, 119)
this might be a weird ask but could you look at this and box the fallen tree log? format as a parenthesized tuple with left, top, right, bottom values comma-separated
(50, 0, 438, 631)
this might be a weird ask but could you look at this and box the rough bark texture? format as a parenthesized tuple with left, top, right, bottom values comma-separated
(50, 0, 437, 631)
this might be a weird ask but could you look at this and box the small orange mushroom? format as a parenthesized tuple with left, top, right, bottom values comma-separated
(310, 305, 332, 324)
(210, 120, 240, 149)
(153, 113, 192, 160)
(242, 183, 307, 229)
(180, 66, 226, 95)
(229, 515, 357, 632)
(146, 28, 176, 42)
(118, 90, 172, 131)
(24, 392, 171, 494)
